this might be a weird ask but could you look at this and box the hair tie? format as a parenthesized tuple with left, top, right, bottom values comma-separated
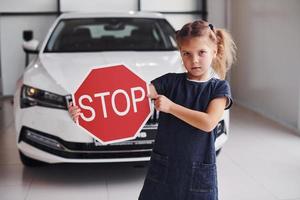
(208, 23, 214, 31)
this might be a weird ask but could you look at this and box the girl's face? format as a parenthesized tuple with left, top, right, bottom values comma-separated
(179, 36, 216, 81)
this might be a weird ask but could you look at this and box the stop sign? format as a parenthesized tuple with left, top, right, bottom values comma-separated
(73, 64, 151, 144)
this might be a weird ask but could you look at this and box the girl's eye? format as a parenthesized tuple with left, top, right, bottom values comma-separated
(199, 50, 207, 55)
(182, 52, 190, 56)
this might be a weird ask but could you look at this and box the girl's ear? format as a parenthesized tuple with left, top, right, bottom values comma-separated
(213, 49, 217, 59)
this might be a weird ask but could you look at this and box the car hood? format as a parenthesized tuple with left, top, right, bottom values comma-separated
(30, 51, 184, 94)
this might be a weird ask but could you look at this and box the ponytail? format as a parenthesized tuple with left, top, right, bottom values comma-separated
(212, 29, 237, 80)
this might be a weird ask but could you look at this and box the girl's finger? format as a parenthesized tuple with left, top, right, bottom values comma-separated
(71, 109, 81, 116)
(69, 106, 79, 113)
(74, 111, 81, 117)
(72, 113, 80, 120)
(73, 113, 80, 121)
(69, 104, 78, 109)
(68, 106, 75, 112)
(72, 117, 78, 123)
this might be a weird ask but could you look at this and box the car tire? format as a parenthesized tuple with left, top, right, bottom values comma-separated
(216, 149, 222, 156)
(19, 151, 47, 167)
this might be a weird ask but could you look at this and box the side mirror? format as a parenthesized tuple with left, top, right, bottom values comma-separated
(23, 39, 39, 54)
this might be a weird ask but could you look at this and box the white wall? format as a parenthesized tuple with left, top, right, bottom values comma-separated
(0, 16, 57, 95)
(230, 0, 300, 132)
(208, 0, 227, 28)
(0, 0, 56, 12)
(164, 14, 199, 30)
(140, 0, 202, 30)
(60, 0, 137, 12)
(141, 0, 199, 12)
(0, 0, 57, 96)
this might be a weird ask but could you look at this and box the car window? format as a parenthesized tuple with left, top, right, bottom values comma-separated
(44, 18, 177, 52)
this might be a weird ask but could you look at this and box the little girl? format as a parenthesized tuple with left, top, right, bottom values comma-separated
(138, 20, 236, 200)
(69, 19, 236, 200)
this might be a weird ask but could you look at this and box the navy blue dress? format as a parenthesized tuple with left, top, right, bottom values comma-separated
(138, 73, 232, 200)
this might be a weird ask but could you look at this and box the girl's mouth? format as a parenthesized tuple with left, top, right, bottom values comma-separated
(191, 67, 201, 70)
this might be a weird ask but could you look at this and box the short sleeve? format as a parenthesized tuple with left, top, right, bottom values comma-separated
(151, 73, 173, 95)
(211, 80, 233, 110)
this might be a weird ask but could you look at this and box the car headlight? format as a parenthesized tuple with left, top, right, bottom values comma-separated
(20, 85, 67, 109)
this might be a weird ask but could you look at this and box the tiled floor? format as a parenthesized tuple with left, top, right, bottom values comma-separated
(1, 98, 300, 200)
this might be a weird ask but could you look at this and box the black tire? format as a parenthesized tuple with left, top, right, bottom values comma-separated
(19, 151, 47, 167)
(216, 149, 222, 156)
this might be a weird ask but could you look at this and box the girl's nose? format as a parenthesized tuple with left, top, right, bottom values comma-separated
(192, 56, 199, 63)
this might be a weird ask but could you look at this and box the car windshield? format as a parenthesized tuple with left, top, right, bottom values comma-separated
(44, 17, 178, 52)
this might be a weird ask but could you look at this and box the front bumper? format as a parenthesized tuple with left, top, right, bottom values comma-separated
(17, 118, 228, 164)
(18, 126, 156, 163)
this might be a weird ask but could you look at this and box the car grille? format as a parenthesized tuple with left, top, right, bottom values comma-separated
(147, 107, 159, 124)
(19, 126, 157, 159)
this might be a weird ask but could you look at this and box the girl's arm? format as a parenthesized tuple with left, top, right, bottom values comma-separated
(154, 95, 227, 132)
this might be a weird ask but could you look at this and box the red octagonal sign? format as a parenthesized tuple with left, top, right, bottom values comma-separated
(73, 64, 151, 144)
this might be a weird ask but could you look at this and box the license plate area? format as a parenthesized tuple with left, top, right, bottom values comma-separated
(93, 131, 154, 146)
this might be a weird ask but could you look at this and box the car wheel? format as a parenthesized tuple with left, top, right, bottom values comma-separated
(19, 151, 47, 167)
(216, 149, 222, 156)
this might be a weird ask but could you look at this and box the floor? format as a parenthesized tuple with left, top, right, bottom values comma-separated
(1, 98, 300, 200)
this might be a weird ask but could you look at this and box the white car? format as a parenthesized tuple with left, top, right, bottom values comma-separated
(14, 11, 229, 166)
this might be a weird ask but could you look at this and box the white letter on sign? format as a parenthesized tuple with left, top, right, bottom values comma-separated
(131, 87, 145, 113)
(78, 94, 95, 122)
(111, 89, 130, 116)
(94, 92, 110, 118)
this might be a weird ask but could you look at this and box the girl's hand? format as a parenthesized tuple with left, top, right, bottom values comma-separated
(68, 102, 81, 123)
(153, 95, 175, 113)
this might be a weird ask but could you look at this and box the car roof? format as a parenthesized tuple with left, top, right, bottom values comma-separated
(59, 11, 165, 19)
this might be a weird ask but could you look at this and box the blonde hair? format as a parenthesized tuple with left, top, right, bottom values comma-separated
(176, 20, 237, 80)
